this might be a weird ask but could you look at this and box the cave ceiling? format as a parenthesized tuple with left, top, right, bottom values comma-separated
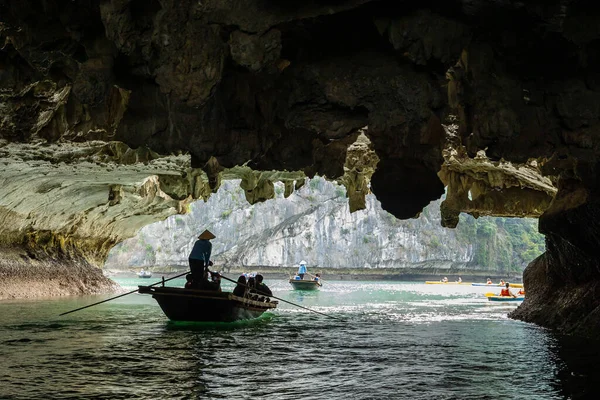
(1, 0, 600, 260)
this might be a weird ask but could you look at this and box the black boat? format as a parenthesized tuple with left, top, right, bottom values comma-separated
(138, 286, 278, 322)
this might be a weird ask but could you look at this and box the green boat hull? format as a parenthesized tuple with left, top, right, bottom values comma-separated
(289, 279, 321, 291)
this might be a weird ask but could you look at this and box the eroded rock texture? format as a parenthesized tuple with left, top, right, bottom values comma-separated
(1, 0, 600, 336)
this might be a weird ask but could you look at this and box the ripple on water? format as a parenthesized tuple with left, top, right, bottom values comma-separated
(0, 280, 585, 400)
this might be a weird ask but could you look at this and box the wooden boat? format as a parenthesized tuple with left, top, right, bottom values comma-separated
(487, 296, 525, 302)
(138, 286, 278, 322)
(289, 278, 322, 291)
(137, 270, 153, 278)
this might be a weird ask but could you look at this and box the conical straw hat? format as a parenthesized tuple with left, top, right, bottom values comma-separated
(300, 260, 307, 265)
(198, 229, 216, 240)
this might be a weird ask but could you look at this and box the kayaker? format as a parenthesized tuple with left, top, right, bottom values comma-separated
(500, 282, 516, 298)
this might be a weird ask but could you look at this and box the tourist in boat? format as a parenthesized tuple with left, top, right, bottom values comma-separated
(184, 274, 195, 289)
(457, 277, 462, 283)
(188, 229, 215, 285)
(500, 283, 516, 298)
(442, 277, 448, 283)
(297, 261, 308, 279)
(517, 288, 525, 296)
(196, 270, 222, 291)
(255, 274, 273, 297)
(486, 278, 493, 284)
(247, 276, 256, 295)
(233, 275, 247, 297)
(209, 270, 222, 292)
(499, 279, 506, 286)
(314, 273, 321, 283)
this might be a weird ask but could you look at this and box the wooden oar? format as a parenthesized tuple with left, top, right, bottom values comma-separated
(215, 271, 342, 321)
(59, 271, 189, 316)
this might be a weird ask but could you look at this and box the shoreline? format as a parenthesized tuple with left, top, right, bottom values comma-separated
(104, 267, 523, 283)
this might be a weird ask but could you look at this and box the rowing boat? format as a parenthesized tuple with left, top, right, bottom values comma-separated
(289, 279, 321, 290)
(138, 286, 278, 322)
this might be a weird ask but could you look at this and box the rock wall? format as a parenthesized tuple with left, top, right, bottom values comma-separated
(106, 178, 544, 278)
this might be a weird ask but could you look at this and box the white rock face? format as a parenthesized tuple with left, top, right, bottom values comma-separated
(0, 141, 198, 264)
(107, 178, 543, 275)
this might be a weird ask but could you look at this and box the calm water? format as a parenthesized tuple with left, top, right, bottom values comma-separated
(1, 278, 599, 400)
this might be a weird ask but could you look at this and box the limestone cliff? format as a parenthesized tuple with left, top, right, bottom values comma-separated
(106, 178, 544, 277)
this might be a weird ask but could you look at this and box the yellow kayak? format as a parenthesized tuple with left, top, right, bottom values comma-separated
(473, 282, 524, 288)
(425, 281, 473, 285)
(509, 283, 524, 288)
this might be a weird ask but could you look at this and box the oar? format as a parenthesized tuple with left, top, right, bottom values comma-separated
(214, 271, 342, 321)
(59, 271, 189, 316)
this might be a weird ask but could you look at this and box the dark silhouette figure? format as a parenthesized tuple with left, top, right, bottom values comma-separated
(255, 274, 273, 297)
(233, 275, 247, 297)
(188, 229, 215, 285)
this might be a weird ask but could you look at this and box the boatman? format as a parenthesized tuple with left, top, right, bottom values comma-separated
(297, 260, 308, 279)
(189, 229, 215, 285)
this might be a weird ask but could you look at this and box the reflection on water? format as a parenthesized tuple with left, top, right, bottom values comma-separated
(0, 279, 596, 399)
(547, 334, 600, 400)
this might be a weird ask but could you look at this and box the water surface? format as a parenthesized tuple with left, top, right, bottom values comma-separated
(1, 278, 598, 399)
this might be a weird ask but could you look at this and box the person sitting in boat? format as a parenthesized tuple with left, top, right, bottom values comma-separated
(246, 276, 256, 298)
(500, 283, 516, 298)
(499, 279, 506, 286)
(188, 229, 215, 286)
(456, 277, 462, 283)
(442, 277, 448, 283)
(233, 275, 247, 297)
(255, 274, 272, 297)
(184, 274, 195, 289)
(209, 270, 222, 292)
(486, 278, 493, 284)
(517, 288, 525, 296)
(196, 270, 221, 291)
(297, 261, 308, 279)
